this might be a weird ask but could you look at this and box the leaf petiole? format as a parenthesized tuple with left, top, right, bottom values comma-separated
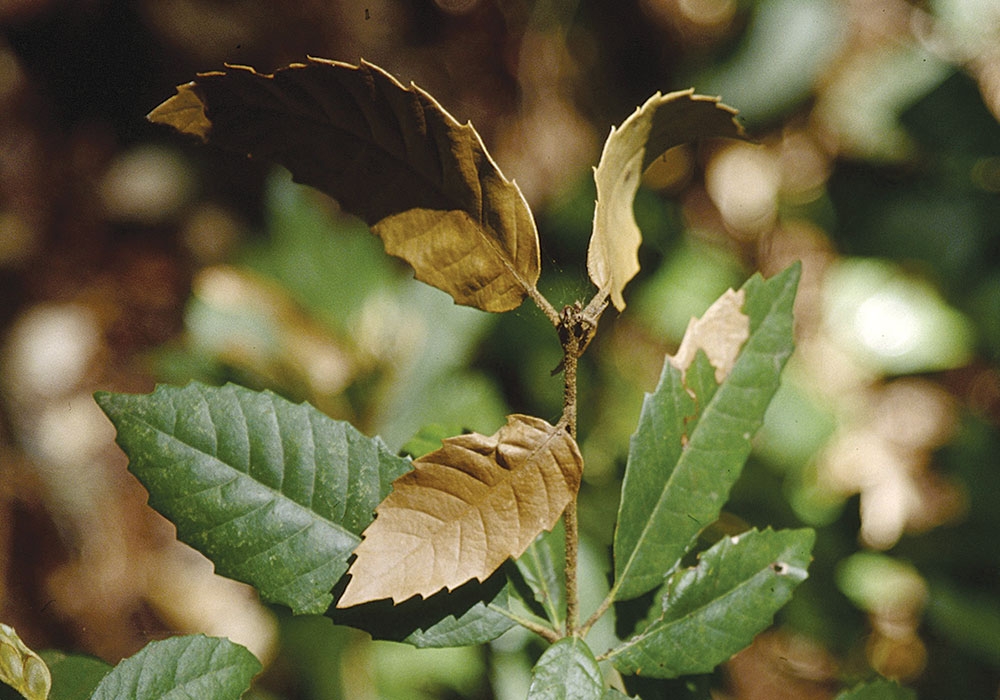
(488, 603, 561, 644)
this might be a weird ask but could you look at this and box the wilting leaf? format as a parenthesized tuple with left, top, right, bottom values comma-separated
(669, 288, 749, 383)
(338, 414, 583, 607)
(526, 638, 603, 700)
(0, 623, 50, 700)
(608, 528, 814, 678)
(589, 90, 747, 311)
(613, 264, 800, 601)
(149, 58, 541, 313)
(834, 679, 916, 700)
(89, 635, 260, 700)
(95, 382, 412, 615)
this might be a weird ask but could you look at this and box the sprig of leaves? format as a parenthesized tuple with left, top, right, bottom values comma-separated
(88, 56, 827, 700)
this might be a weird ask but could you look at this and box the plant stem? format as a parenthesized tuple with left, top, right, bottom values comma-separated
(556, 296, 609, 638)
(560, 307, 581, 637)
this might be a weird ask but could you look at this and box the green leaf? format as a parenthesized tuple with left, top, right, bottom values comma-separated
(89, 635, 260, 700)
(608, 527, 813, 678)
(0, 623, 50, 700)
(613, 263, 800, 601)
(39, 651, 111, 700)
(515, 520, 567, 630)
(328, 564, 515, 648)
(602, 690, 635, 700)
(589, 90, 747, 311)
(835, 679, 916, 700)
(95, 382, 412, 615)
(399, 423, 467, 459)
(526, 638, 603, 700)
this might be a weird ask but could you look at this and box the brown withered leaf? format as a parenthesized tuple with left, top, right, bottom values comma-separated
(337, 414, 582, 607)
(589, 90, 748, 311)
(148, 58, 541, 313)
(669, 288, 749, 383)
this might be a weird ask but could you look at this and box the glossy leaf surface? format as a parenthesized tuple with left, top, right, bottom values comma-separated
(609, 528, 814, 678)
(96, 382, 411, 614)
(89, 635, 260, 700)
(526, 637, 603, 700)
(613, 264, 800, 601)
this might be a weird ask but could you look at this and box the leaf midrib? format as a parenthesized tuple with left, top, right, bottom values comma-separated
(605, 562, 775, 663)
(383, 421, 570, 575)
(613, 280, 790, 600)
(119, 408, 358, 545)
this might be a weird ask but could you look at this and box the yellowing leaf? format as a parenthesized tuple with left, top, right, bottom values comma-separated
(669, 288, 749, 383)
(337, 414, 583, 607)
(148, 58, 540, 313)
(589, 90, 748, 311)
(0, 623, 51, 700)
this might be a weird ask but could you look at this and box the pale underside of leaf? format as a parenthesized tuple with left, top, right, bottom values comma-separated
(589, 89, 748, 311)
(338, 414, 583, 607)
(669, 287, 749, 383)
(147, 57, 540, 313)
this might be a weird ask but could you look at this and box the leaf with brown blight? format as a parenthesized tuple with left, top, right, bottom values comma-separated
(589, 90, 748, 311)
(669, 288, 749, 383)
(337, 414, 583, 607)
(148, 58, 541, 313)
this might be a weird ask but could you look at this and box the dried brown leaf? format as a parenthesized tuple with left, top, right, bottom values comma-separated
(669, 288, 749, 383)
(589, 90, 748, 311)
(148, 58, 540, 313)
(337, 414, 583, 607)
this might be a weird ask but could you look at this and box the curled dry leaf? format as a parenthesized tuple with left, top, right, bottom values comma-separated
(669, 288, 749, 383)
(337, 414, 583, 607)
(589, 90, 748, 311)
(148, 58, 541, 313)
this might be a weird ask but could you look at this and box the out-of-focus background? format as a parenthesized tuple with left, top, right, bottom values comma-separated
(1, 0, 999, 698)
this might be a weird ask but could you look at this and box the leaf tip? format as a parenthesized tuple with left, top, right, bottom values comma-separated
(147, 82, 212, 140)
